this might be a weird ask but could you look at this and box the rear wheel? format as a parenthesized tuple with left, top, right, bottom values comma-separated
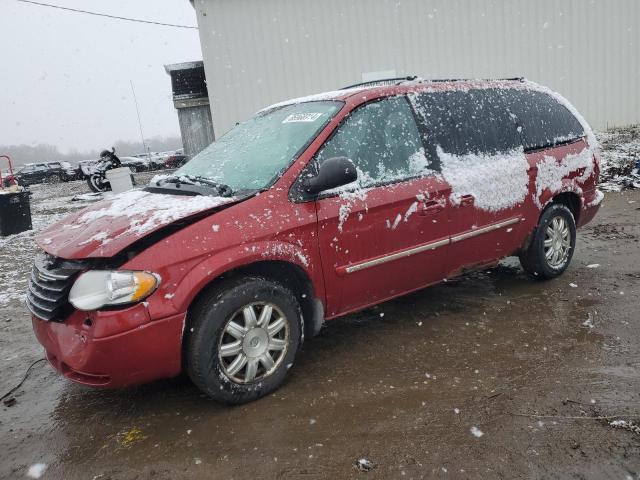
(519, 203, 576, 279)
(185, 277, 302, 404)
(47, 174, 60, 184)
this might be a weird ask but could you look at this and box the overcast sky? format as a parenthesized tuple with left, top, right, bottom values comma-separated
(0, 0, 202, 152)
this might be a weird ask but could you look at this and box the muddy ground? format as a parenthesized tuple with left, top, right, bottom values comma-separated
(0, 179, 639, 479)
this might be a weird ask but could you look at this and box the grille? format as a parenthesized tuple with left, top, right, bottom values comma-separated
(26, 254, 87, 322)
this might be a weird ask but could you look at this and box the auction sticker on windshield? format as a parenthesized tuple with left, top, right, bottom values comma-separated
(282, 112, 324, 123)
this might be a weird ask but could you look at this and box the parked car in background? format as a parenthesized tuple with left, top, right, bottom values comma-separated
(130, 150, 184, 170)
(28, 78, 602, 404)
(3, 161, 76, 186)
(120, 156, 150, 172)
(164, 153, 189, 169)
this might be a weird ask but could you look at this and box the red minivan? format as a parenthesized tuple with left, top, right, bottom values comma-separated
(28, 78, 602, 404)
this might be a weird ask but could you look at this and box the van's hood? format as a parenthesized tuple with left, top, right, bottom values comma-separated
(36, 190, 237, 259)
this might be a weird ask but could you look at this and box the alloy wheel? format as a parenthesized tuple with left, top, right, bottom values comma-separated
(218, 302, 289, 383)
(544, 216, 572, 269)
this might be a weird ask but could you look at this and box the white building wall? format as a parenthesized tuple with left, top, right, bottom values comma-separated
(193, 0, 640, 136)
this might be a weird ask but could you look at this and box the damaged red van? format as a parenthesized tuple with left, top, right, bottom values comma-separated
(29, 78, 603, 404)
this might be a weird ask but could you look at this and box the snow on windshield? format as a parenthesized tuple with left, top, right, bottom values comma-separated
(176, 101, 342, 192)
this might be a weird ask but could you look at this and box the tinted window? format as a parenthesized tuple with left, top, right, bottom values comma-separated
(501, 89, 584, 151)
(409, 89, 521, 156)
(316, 96, 431, 187)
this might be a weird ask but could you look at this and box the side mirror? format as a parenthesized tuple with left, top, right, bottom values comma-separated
(303, 157, 357, 195)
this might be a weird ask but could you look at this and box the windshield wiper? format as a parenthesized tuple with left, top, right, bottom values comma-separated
(155, 175, 234, 197)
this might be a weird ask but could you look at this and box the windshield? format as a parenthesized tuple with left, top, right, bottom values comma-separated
(174, 101, 343, 192)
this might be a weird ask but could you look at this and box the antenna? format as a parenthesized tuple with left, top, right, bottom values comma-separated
(130, 80, 149, 159)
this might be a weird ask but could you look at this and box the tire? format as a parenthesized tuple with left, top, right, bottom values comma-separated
(87, 174, 110, 193)
(47, 174, 60, 184)
(185, 276, 302, 404)
(519, 203, 576, 279)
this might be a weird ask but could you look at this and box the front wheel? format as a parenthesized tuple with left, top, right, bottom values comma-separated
(185, 277, 302, 404)
(87, 173, 110, 193)
(519, 203, 576, 279)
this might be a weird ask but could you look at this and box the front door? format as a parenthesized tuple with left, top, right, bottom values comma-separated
(313, 96, 451, 317)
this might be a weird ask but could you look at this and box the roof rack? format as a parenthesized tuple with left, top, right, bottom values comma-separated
(341, 76, 418, 90)
(341, 76, 524, 90)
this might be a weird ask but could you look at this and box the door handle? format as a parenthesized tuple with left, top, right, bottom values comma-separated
(420, 200, 444, 216)
(460, 194, 475, 207)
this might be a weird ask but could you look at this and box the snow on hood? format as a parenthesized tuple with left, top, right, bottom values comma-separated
(36, 190, 236, 259)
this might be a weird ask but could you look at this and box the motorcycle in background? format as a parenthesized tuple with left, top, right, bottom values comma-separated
(84, 148, 135, 193)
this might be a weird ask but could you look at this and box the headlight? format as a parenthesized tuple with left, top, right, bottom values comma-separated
(69, 270, 159, 311)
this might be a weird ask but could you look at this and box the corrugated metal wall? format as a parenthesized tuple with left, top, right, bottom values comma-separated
(193, 0, 640, 136)
(177, 104, 215, 157)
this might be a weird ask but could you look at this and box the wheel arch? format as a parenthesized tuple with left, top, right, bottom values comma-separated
(521, 191, 582, 253)
(183, 259, 324, 345)
(550, 191, 582, 224)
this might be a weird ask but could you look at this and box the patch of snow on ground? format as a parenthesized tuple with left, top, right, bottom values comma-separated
(26, 463, 47, 479)
(609, 419, 640, 435)
(438, 146, 529, 212)
(470, 426, 484, 438)
(597, 126, 640, 191)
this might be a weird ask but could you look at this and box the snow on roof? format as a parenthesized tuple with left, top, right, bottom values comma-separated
(258, 86, 376, 113)
(258, 78, 525, 113)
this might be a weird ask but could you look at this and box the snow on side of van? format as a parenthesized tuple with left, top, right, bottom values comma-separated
(437, 146, 530, 212)
(77, 190, 235, 241)
(534, 148, 595, 208)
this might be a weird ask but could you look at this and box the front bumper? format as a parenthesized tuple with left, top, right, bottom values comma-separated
(32, 307, 186, 388)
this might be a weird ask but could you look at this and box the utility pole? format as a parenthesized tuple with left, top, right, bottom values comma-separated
(130, 80, 149, 159)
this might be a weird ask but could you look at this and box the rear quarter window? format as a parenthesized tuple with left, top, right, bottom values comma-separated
(501, 89, 585, 151)
(409, 89, 521, 157)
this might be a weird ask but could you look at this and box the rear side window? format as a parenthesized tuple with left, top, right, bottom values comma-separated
(500, 89, 584, 151)
(409, 89, 521, 157)
(315, 96, 431, 187)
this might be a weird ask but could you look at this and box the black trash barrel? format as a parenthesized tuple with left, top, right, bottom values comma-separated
(0, 190, 33, 237)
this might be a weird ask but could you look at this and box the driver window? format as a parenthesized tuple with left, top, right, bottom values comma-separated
(315, 96, 432, 188)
